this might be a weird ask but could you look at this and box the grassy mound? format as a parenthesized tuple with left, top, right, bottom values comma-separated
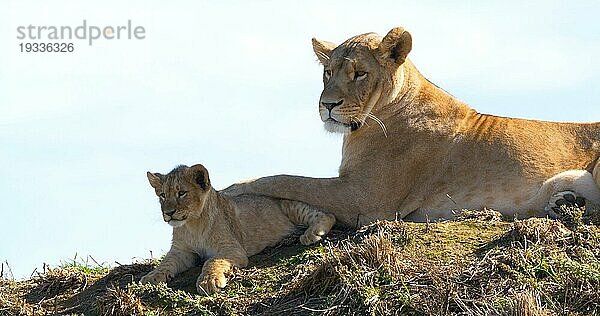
(2, 208, 599, 315)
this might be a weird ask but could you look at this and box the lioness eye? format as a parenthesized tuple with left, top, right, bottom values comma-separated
(159, 193, 166, 199)
(354, 71, 367, 80)
(324, 69, 332, 79)
(178, 191, 187, 198)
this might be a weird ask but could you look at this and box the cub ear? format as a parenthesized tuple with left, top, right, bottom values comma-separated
(312, 38, 336, 65)
(147, 172, 164, 189)
(186, 164, 211, 191)
(377, 27, 412, 67)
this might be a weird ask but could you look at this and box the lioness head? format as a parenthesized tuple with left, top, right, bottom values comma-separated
(312, 27, 412, 133)
(147, 164, 211, 227)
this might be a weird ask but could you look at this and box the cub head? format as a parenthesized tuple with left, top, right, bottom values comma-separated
(312, 27, 412, 133)
(146, 164, 211, 228)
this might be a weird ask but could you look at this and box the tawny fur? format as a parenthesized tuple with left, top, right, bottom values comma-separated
(224, 27, 600, 226)
(141, 164, 335, 294)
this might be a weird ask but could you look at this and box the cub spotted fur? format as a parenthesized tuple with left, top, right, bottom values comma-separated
(140, 164, 335, 294)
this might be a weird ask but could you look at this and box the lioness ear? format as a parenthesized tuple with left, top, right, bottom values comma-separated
(377, 27, 412, 66)
(147, 172, 164, 189)
(312, 38, 336, 65)
(186, 164, 211, 191)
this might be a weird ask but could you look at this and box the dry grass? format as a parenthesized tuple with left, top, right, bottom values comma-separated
(0, 279, 37, 315)
(95, 285, 145, 316)
(2, 208, 599, 315)
(512, 217, 572, 244)
(454, 208, 504, 222)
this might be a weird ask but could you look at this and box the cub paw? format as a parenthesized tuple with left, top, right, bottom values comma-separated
(196, 271, 227, 295)
(300, 233, 322, 245)
(545, 191, 586, 218)
(300, 214, 336, 245)
(140, 270, 171, 284)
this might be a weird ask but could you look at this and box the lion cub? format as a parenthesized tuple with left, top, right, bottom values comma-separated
(140, 164, 335, 294)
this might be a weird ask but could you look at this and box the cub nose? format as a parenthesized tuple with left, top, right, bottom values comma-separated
(164, 210, 176, 217)
(322, 99, 344, 111)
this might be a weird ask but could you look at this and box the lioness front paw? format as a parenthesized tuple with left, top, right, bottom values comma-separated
(140, 269, 171, 284)
(196, 271, 227, 295)
(545, 191, 586, 218)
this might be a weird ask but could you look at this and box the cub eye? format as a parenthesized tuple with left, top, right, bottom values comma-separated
(354, 71, 367, 80)
(178, 191, 188, 198)
(324, 69, 332, 79)
(159, 193, 166, 200)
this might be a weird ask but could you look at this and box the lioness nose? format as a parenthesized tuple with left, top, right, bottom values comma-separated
(322, 99, 344, 111)
(165, 210, 175, 217)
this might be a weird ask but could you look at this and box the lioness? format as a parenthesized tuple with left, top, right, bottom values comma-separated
(225, 27, 600, 225)
(141, 164, 335, 294)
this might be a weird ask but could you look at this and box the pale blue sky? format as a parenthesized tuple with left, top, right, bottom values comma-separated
(1, 0, 600, 279)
